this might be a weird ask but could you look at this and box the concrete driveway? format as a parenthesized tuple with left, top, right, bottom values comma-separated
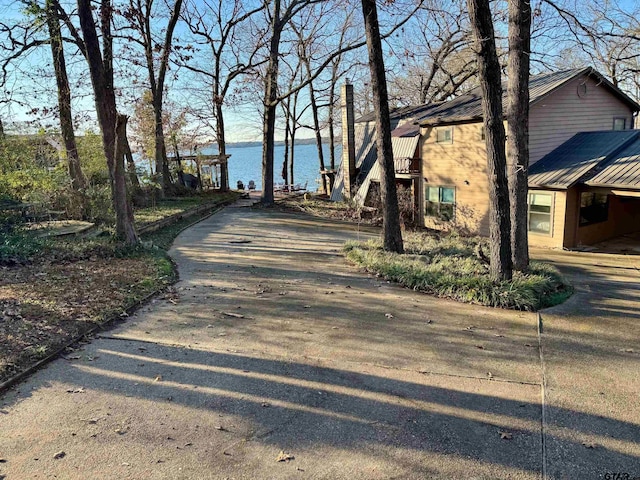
(0, 199, 638, 479)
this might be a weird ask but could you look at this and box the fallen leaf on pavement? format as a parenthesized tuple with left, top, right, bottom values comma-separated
(276, 451, 295, 462)
(53, 451, 66, 459)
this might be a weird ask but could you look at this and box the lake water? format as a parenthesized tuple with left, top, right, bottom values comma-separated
(223, 143, 341, 192)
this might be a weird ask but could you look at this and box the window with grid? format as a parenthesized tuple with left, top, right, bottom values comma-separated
(425, 186, 455, 221)
(528, 193, 553, 234)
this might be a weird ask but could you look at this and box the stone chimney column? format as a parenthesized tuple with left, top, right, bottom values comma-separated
(341, 82, 356, 199)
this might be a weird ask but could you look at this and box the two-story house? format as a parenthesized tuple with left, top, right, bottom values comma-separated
(335, 67, 640, 248)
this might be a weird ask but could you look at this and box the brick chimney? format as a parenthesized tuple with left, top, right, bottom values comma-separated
(341, 82, 356, 199)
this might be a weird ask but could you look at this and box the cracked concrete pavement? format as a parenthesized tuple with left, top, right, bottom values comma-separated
(1, 196, 638, 479)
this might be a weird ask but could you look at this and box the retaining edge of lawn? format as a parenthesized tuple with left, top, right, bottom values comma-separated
(0, 196, 236, 395)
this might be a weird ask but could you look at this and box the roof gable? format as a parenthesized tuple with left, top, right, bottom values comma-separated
(416, 67, 640, 127)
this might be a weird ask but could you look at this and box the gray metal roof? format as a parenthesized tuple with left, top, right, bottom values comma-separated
(528, 130, 640, 189)
(355, 102, 445, 124)
(331, 110, 423, 201)
(587, 136, 640, 189)
(416, 67, 640, 127)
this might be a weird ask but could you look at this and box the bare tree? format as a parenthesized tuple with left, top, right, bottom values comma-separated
(467, 0, 512, 281)
(180, 0, 267, 191)
(77, 0, 138, 244)
(388, 0, 477, 106)
(542, 0, 640, 97)
(361, 0, 403, 253)
(122, 0, 184, 194)
(46, 0, 87, 195)
(507, 0, 532, 271)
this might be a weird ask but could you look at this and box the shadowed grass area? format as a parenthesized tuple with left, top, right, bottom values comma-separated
(344, 233, 572, 311)
(0, 195, 234, 384)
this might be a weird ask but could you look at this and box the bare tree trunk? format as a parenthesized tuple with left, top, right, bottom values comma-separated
(125, 135, 141, 193)
(282, 112, 290, 185)
(508, 0, 531, 271)
(78, 0, 138, 244)
(309, 88, 328, 194)
(467, 0, 512, 281)
(361, 0, 403, 253)
(115, 115, 139, 243)
(290, 129, 295, 188)
(299, 49, 328, 194)
(328, 88, 336, 171)
(260, 0, 282, 205)
(173, 140, 185, 187)
(215, 102, 229, 191)
(154, 100, 172, 194)
(46, 0, 87, 193)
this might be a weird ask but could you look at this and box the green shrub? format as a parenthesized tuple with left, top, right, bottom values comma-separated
(344, 234, 572, 311)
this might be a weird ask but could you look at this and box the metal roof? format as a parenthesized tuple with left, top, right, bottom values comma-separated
(416, 67, 640, 127)
(330, 112, 422, 201)
(391, 134, 419, 159)
(355, 101, 445, 124)
(587, 136, 640, 189)
(528, 130, 640, 189)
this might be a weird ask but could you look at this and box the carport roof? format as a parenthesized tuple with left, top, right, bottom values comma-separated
(528, 130, 640, 190)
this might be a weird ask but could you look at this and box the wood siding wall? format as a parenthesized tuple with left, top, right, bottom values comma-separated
(420, 75, 637, 248)
(529, 75, 635, 164)
(421, 123, 491, 235)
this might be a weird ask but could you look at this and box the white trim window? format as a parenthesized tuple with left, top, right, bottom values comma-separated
(528, 192, 553, 234)
(426, 186, 455, 221)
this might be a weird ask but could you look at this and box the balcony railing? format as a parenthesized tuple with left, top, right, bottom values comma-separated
(394, 157, 420, 175)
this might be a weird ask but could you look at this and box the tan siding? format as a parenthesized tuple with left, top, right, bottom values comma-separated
(421, 123, 491, 235)
(528, 190, 566, 248)
(563, 188, 580, 248)
(529, 75, 635, 164)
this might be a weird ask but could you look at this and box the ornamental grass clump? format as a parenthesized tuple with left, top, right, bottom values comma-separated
(344, 233, 572, 311)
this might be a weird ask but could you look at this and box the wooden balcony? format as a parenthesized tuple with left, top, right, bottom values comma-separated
(394, 157, 420, 176)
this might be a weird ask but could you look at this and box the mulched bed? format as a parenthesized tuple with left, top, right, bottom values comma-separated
(0, 256, 163, 383)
